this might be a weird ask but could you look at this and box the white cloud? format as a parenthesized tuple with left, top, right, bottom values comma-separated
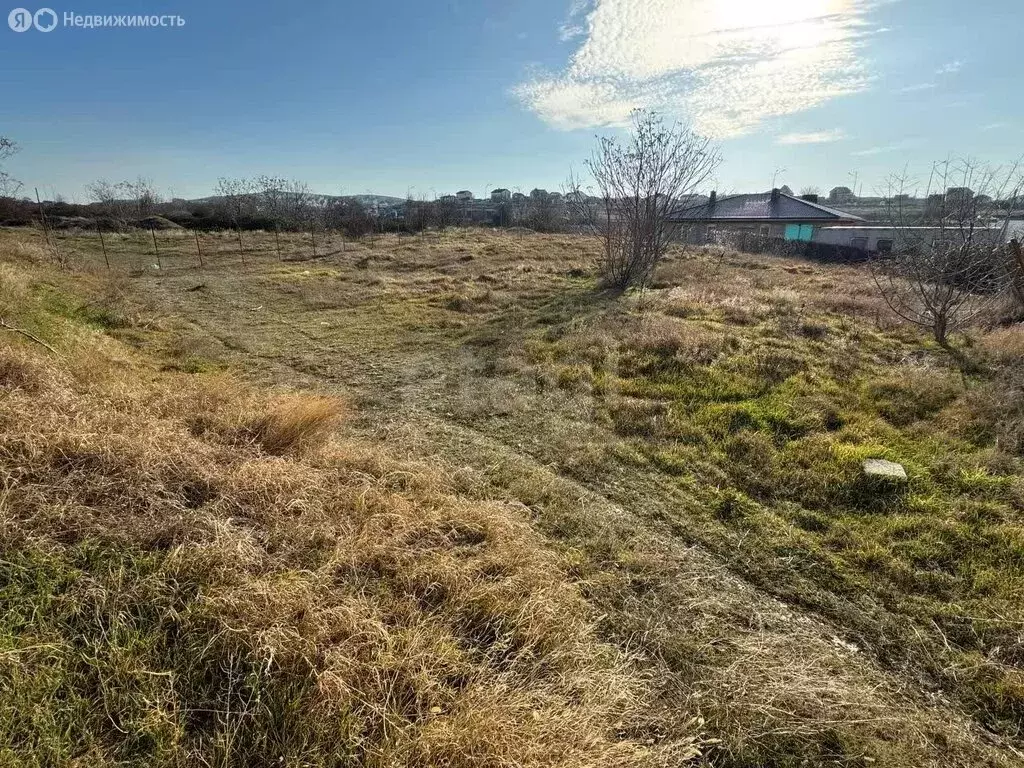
(895, 82, 936, 93)
(515, 0, 881, 139)
(851, 146, 890, 156)
(851, 139, 916, 156)
(777, 129, 846, 144)
(935, 60, 963, 75)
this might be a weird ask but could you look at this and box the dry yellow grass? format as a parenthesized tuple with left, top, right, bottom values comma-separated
(0, 258, 687, 767)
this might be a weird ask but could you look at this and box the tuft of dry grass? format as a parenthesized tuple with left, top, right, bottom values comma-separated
(242, 394, 345, 455)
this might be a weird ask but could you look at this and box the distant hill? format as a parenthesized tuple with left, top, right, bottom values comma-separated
(187, 193, 405, 207)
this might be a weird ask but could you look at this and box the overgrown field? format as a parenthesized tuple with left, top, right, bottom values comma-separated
(0, 252, 674, 766)
(2, 226, 1023, 766)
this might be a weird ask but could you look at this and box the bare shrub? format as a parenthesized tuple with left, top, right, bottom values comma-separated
(567, 110, 721, 291)
(873, 159, 1024, 346)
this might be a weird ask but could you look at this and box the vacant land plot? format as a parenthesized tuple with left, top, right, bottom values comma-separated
(2, 226, 1023, 766)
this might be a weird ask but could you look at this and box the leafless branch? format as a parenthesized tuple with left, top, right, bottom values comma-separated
(0, 318, 58, 354)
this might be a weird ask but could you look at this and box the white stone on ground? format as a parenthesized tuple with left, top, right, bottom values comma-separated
(862, 458, 907, 481)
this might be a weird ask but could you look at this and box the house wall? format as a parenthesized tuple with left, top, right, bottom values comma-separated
(814, 226, 1007, 253)
(813, 227, 899, 251)
(678, 221, 815, 245)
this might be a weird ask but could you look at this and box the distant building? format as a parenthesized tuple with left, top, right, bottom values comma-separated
(491, 188, 511, 202)
(828, 186, 855, 204)
(667, 188, 863, 244)
(530, 188, 548, 200)
(456, 190, 473, 202)
(548, 191, 563, 202)
(511, 192, 527, 203)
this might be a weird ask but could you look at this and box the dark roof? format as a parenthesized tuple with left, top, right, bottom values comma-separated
(668, 191, 863, 223)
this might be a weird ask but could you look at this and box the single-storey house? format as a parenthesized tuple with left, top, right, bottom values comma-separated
(668, 188, 863, 244)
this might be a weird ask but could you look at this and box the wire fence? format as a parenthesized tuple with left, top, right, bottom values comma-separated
(33, 225, 387, 275)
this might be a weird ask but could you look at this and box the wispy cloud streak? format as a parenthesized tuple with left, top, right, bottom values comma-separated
(777, 129, 846, 144)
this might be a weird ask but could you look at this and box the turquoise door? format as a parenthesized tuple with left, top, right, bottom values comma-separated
(784, 223, 814, 242)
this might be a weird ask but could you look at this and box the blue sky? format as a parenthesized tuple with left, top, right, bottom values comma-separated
(1, 0, 1021, 201)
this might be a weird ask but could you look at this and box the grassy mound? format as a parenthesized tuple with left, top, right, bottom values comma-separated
(0, 261, 674, 767)
(136, 215, 182, 230)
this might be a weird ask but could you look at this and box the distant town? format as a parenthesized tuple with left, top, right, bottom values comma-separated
(2, 179, 1021, 260)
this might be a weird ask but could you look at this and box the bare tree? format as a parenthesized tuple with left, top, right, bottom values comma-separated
(215, 177, 256, 225)
(434, 196, 461, 230)
(566, 110, 721, 291)
(252, 176, 313, 229)
(121, 176, 161, 219)
(326, 197, 375, 238)
(86, 177, 161, 223)
(0, 137, 21, 201)
(86, 179, 129, 223)
(873, 158, 1023, 346)
(524, 191, 565, 232)
(799, 185, 821, 197)
(403, 195, 435, 233)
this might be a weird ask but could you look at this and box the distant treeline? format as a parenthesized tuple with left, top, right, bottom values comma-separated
(0, 192, 573, 235)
